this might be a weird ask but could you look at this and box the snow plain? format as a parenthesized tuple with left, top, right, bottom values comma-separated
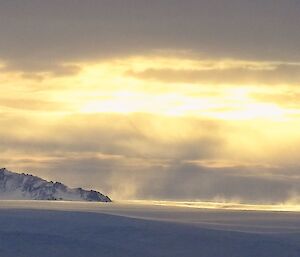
(0, 200, 300, 257)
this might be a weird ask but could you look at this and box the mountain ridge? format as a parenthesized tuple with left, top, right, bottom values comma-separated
(0, 168, 111, 202)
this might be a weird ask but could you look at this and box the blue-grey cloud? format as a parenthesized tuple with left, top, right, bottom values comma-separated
(0, 0, 300, 72)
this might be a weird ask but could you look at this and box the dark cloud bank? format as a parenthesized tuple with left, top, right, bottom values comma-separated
(1, 0, 300, 72)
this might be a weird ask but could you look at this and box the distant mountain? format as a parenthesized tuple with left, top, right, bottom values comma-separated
(0, 168, 111, 202)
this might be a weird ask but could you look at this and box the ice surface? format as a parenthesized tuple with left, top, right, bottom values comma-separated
(0, 200, 300, 257)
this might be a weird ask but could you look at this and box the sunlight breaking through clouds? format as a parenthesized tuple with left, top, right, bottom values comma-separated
(1, 54, 300, 202)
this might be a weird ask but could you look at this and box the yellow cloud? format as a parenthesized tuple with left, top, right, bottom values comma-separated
(2, 55, 300, 180)
(2, 55, 300, 122)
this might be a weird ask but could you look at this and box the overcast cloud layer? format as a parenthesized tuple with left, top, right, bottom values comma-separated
(1, 0, 300, 72)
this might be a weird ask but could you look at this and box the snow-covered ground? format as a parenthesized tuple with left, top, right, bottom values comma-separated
(0, 200, 300, 257)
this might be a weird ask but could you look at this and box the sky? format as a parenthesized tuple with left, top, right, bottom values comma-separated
(1, 0, 300, 203)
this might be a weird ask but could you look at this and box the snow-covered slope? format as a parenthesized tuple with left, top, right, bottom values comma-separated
(0, 168, 111, 202)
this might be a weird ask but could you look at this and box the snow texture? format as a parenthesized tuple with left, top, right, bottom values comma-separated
(0, 201, 300, 257)
(0, 168, 111, 202)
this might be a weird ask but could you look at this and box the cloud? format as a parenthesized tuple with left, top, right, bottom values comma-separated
(0, 98, 71, 112)
(1, 0, 300, 72)
(132, 163, 296, 203)
(1, 1, 300, 203)
(251, 91, 300, 109)
(1, 112, 300, 202)
(0, 113, 223, 159)
(127, 63, 300, 86)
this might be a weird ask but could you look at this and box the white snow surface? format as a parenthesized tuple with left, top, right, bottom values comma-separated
(0, 168, 111, 202)
(0, 200, 300, 257)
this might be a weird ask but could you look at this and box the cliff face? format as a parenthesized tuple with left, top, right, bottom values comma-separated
(0, 168, 111, 202)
